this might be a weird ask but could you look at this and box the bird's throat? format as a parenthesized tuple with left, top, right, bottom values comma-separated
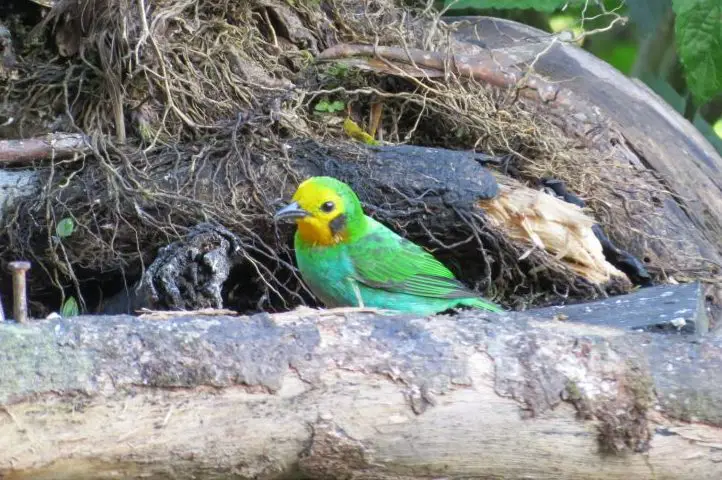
(296, 216, 348, 246)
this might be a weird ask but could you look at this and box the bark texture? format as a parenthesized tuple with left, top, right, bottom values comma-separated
(1, 308, 721, 479)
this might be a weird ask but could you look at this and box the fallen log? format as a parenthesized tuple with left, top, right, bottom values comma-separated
(527, 281, 709, 334)
(1, 303, 722, 479)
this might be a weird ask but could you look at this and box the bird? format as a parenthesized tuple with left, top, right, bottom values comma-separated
(274, 176, 503, 315)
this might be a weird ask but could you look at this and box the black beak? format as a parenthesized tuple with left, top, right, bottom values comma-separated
(274, 201, 310, 221)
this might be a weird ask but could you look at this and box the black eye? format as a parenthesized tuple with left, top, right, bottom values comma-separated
(320, 201, 335, 213)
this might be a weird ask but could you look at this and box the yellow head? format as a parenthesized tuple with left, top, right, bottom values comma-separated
(274, 176, 365, 246)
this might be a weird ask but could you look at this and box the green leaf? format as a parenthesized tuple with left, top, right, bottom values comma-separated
(314, 99, 345, 113)
(61, 296, 79, 318)
(314, 100, 331, 112)
(444, 0, 575, 12)
(55, 217, 74, 238)
(549, 14, 577, 32)
(714, 117, 722, 138)
(327, 63, 350, 78)
(672, 0, 722, 105)
(328, 100, 345, 112)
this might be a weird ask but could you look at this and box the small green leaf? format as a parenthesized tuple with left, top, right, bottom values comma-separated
(56, 217, 74, 238)
(549, 14, 577, 33)
(328, 100, 345, 112)
(314, 100, 331, 112)
(61, 296, 79, 318)
(315, 99, 346, 113)
(327, 63, 350, 78)
(672, 0, 722, 105)
(444, 0, 575, 13)
(714, 117, 722, 138)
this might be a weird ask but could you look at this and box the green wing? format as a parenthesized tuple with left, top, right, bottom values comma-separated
(348, 224, 480, 300)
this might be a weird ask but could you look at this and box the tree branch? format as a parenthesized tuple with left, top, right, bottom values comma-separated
(0, 133, 90, 164)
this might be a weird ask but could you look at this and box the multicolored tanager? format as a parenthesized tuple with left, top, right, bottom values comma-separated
(274, 176, 503, 315)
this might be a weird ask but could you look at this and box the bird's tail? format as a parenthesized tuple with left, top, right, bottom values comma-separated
(463, 297, 504, 314)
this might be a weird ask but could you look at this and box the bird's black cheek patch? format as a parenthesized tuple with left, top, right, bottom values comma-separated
(329, 213, 347, 236)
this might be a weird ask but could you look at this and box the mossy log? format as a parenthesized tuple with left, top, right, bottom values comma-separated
(1, 307, 722, 479)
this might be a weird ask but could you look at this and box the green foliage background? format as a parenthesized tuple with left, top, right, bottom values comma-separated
(436, 0, 722, 152)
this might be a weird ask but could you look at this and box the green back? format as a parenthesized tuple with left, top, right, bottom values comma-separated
(348, 218, 486, 300)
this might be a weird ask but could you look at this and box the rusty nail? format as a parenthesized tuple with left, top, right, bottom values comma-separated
(9, 261, 31, 323)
